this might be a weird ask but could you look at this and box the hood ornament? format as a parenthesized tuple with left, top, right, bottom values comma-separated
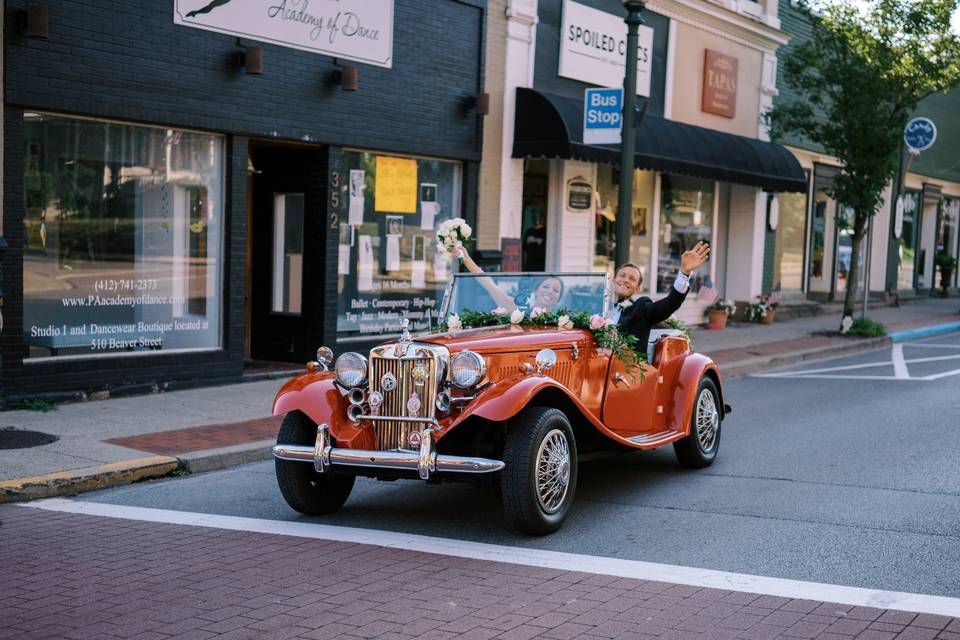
(395, 318, 412, 357)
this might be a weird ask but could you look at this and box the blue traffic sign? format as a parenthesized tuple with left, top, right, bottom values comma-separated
(904, 117, 937, 152)
(583, 87, 623, 145)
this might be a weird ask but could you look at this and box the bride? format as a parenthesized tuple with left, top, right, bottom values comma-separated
(454, 246, 564, 313)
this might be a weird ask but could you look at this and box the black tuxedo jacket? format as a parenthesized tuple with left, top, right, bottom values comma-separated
(616, 287, 687, 356)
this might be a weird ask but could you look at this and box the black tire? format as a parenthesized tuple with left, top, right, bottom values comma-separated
(501, 406, 578, 535)
(673, 377, 722, 469)
(275, 412, 355, 515)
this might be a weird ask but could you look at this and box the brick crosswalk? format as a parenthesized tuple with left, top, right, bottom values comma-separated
(1, 505, 956, 640)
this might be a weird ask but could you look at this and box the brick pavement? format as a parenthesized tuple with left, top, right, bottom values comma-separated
(103, 416, 282, 456)
(1, 505, 956, 640)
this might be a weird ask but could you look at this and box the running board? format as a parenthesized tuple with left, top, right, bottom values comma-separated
(625, 430, 686, 447)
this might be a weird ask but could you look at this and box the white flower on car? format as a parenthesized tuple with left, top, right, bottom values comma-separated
(510, 309, 525, 324)
(447, 314, 462, 331)
(557, 315, 574, 330)
(491, 307, 508, 316)
(530, 306, 545, 319)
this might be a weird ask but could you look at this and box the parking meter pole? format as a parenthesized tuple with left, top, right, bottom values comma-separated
(616, 1, 646, 268)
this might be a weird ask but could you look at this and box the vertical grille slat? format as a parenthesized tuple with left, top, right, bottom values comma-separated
(369, 348, 440, 451)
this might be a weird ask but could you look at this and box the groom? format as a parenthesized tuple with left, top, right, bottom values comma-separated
(609, 241, 711, 354)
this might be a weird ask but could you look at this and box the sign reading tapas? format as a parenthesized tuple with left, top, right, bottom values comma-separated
(174, 0, 394, 68)
(701, 50, 738, 119)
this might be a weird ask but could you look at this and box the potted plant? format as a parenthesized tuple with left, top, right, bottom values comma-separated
(705, 300, 736, 330)
(935, 253, 957, 295)
(747, 295, 777, 324)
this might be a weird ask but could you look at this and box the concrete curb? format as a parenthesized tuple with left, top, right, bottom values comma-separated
(889, 321, 960, 342)
(0, 456, 180, 503)
(716, 336, 892, 379)
(0, 442, 275, 504)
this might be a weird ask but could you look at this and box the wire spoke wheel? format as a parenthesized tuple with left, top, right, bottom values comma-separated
(674, 377, 722, 469)
(695, 389, 719, 452)
(535, 429, 571, 514)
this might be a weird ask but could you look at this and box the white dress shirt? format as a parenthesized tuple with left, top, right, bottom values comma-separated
(608, 271, 691, 323)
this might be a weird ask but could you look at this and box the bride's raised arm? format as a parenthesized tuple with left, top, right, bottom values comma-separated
(454, 245, 518, 312)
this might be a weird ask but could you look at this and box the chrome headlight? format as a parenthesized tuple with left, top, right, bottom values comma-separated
(450, 350, 486, 389)
(335, 352, 368, 388)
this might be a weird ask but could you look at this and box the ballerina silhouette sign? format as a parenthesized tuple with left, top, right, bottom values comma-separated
(174, 0, 394, 68)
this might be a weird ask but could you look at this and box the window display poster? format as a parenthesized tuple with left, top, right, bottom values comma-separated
(349, 169, 365, 225)
(358, 235, 374, 291)
(334, 150, 461, 340)
(375, 156, 417, 213)
(412, 236, 427, 288)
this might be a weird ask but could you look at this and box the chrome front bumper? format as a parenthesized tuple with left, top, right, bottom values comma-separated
(272, 423, 505, 480)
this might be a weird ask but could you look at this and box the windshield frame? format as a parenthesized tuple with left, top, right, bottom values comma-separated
(439, 272, 612, 319)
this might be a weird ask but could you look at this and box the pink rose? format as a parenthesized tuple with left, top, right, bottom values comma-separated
(589, 314, 608, 330)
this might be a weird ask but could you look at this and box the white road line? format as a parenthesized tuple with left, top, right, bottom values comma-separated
(21, 498, 960, 618)
(755, 373, 907, 381)
(904, 343, 960, 349)
(921, 368, 960, 381)
(892, 344, 909, 379)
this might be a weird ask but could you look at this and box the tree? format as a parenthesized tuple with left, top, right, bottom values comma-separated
(767, 0, 960, 325)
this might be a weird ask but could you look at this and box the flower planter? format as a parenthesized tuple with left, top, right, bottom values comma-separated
(759, 308, 776, 325)
(706, 310, 728, 330)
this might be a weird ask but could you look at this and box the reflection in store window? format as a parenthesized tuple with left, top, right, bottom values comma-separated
(773, 190, 807, 292)
(897, 191, 919, 291)
(23, 113, 224, 359)
(594, 166, 654, 289)
(658, 175, 714, 294)
(271, 193, 304, 315)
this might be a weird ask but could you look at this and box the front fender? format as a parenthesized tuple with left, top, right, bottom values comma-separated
(665, 354, 723, 434)
(272, 372, 375, 448)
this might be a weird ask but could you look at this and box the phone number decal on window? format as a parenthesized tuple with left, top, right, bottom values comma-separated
(93, 279, 160, 293)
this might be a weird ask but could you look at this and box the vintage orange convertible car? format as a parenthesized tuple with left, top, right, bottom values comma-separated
(272, 272, 729, 534)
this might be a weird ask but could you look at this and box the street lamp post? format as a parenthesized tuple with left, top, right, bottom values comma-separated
(615, 0, 647, 268)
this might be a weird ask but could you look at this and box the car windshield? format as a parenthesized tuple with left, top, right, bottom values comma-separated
(441, 272, 611, 318)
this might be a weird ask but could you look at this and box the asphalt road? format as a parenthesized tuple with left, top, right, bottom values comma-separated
(82, 332, 960, 598)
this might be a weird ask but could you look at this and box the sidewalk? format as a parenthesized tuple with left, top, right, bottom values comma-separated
(1, 297, 958, 503)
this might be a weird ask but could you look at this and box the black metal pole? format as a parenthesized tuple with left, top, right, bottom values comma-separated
(616, 1, 646, 268)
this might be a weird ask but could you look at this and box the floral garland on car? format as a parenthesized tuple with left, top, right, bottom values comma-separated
(439, 307, 647, 377)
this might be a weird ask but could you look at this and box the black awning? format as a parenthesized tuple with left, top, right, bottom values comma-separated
(512, 88, 807, 193)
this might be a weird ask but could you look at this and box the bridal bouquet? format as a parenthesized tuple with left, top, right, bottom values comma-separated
(436, 218, 473, 261)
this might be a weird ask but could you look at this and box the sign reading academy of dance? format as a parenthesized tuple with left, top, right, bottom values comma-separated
(702, 49, 738, 119)
(174, 0, 394, 68)
(559, 0, 654, 96)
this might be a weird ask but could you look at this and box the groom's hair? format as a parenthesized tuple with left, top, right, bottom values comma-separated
(616, 262, 643, 286)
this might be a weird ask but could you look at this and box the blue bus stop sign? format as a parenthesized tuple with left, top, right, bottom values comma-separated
(904, 117, 937, 153)
(583, 88, 623, 145)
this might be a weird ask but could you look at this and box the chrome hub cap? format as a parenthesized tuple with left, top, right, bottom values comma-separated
(536, 429, 571, 515)
(696, 389, 720, 452)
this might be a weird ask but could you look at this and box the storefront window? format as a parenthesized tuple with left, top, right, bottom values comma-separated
(23, 113, 224, 359)
(935, 197, 959, 290)
(658, 175, 714, 293)
(773, 190, 807, 292)
(594, 166, 654, 289)
(332, 150, 462, 342)
(897, 191, 919, 291)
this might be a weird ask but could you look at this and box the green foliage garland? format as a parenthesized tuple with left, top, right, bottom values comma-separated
(438, 308, 648, 378)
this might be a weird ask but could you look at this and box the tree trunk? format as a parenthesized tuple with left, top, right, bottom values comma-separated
(841, 210, 867, 324)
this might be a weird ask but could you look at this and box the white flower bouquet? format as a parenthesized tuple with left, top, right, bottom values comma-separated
(436, 218, 473, 262)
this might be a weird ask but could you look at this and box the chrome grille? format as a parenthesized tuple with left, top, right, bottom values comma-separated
(369, 348, 441, 451)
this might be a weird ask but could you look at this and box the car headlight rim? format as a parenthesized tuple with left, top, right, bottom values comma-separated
(450, 350, 486, 389)
(335, 352, 368, 388)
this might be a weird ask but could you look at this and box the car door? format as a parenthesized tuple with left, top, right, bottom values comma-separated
(601, 356, 664, 439)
